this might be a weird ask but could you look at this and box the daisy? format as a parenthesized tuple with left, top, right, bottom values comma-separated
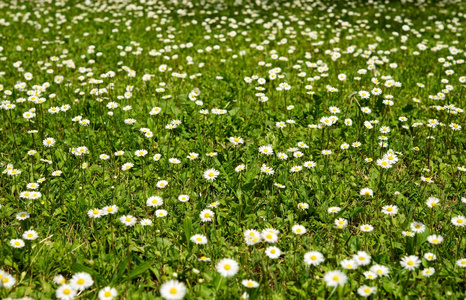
(134, 150, 148, 157)
(321, 149, 332, 155)
(410, 222, 426, 233)
(208, 201, 220, 208)
(157, 180, 168, 188)
(265, 246, 281, 259)
(323, 270, 348, 287)
(400, 255, 421, 270)
(43, 137, 56, 147)
(160, 280, 187, 300)
(360, 188, 373, 196)
(140, 219, 153, 226)
(178, 195, 190, 202)
(363, 271, 377, 280)
(451, 216, 465, 227)
(298, 203, 309, 210)
(381, 205, 398, 216)
(98, 286, 118, 300)
(353, 251, 371, 266)
(340, 259, 358, 270)
(261, 232, 278, 243)
(277, 152, 288, 160)
(200, 209, 214, 222)
(328, 207, 341, 213)
(258, 145, 273, 155)
(22, 229, 38, 240)
(426, 197, 440, 208)
(245, 236, 262, 246)
(304, 251, 325, 266)
(216, 258, 239, 277)
(357, 286, 376, 298)
(290, 166, 302, 173)
(335, 218, 348, 229)
(155, 210, 168, 218)
(292, 225, 306, 235)
(203, 169, 220, 181)
(26, 183, 39, 189)
(56, 284, 76, 300)
(360, 224, 374, 232)
(10, 239, 25, 248)
(16, 212, 30, 220)
(244, 229, 260, 239)
(242, 279, 259, 288)
(102, 205, 118, 215)
(229, 137, 244, 145)
(235, 164, 246, 172)
(456, 258, 466, 268)
(424, 253, 437, 261)
(190, 234, 208, 245)
(427, 235, 443, 245)
(198, 256, 211, 262)
(402, 231, 415, 237)
(121, 163, 134, 171)
(70, 272, 94, 291)
(120, 215, 137, 226)
(53, 274, 66, 285)
(303, 161, 316, 168)
(147, 196, 163, 207)
(370, 264, 390, 277)
(422, 268, 435, 277)
(88, 208, 103, 218)
(260, 164, 274, 175)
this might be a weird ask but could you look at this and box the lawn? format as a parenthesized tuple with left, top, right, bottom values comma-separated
(0, 0, 465, 299)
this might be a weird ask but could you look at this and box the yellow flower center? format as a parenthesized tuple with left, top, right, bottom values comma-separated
(364, 288, 371, 293)
(77, 278, 85, 284)
(205, 213, 210, 218)
(247, 282, 253, 287)
(126, 217, 131, 222)
(224, 264, 231, 270)
(104, 291, 112, 297)
(208, 172, 214, 177)
(332, 276, 339, 281)
(28, 233, 33, 237)
(64, 288, 71, 295)
(408, 261, 414, 266)
(271, 249, 276, 254)
(170, 288, 177, 294)
(311, 255, 317, 260)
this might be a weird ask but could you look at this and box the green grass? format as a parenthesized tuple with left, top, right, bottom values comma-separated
(0, 0, 465, 299)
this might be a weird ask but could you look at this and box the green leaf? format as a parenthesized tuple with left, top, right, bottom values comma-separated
(129, 260, 152, 279)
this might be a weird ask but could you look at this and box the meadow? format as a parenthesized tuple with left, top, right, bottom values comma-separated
(0, 0, 465, 299)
